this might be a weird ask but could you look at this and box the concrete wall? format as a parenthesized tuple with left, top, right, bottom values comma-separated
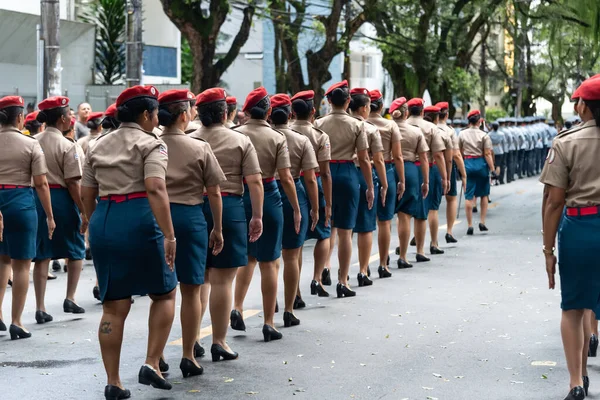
(1, 0, 74, 19)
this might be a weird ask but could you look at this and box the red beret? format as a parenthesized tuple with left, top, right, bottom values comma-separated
(406, 98, 424, 108)
(271, 94, 291, 108)
(424, 106, 441, 113)
(104, 103, 117, 118)
(86, 111, 104, 123)
(196, 88, 227, 106)
(389, 97, 407, 114)
(116, 85, 158, 107)
(467, 109, 481, 118)
(226, 96, 237, 105)
(38, 96, 69, 111)
(435, 102, 449, 110)
(291, 90, 314, 102)
(243, 87, 269, 112)
(158, 89, 194, 105)
(370, 89, 383, 102)
(70, 117, 76, 127)
(0, 95, 25, 110)
(325, 80, 348, 96)
(25, 111, 39, 123)
(572, 75, 600, 100)
(350, 88, 370, 96)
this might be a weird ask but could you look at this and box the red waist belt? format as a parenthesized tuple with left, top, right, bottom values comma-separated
(299, 171, 320, 177)
(202, 192, 239, 197)
(385, 160, 395, 164)
(0, 185, 29, 189)
(49, 184, 65, 189)
(100, 192, 147, 203)
(429, 161, 437, 167)
(414, 161, 421, 166)
(330, 160, 353, 164)
(243, 177, 275, 184)
(464, 155, 483, 159)
(566, 206, 600, 217)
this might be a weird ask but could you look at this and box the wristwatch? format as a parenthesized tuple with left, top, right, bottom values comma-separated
(542, 245, 555, 255)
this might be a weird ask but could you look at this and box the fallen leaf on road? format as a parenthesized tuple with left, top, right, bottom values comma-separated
(433, 373, 442, 378)
(224, 377, 234, 383)
(188, 389, 200, 393)
(246, 392, 259, 395)
(454, 376, 465, 379)
(541, 375, 548, 379)
(422, 386, 434, 390)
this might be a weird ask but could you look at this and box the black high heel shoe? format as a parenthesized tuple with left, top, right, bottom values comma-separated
(211, 344, 239, 362)
(467, 227, 474, 235)
(445, 233, 458, 243)
(138, 365, 172, 390)
(416, 254, 430, 262)
(194, 341, 205, 358)
(104, 384, 131, 400)
(564, 386, 585, 400)
(275, 299, 279, 313)
(336, 283, 356, 298)
(589, 334, 598, 357)
(85, 247, 93, 261)
(283, 311, 300, 327)
(410, 237, 416, 246)
(397, 259, 413, 269)
(478, 223, 488, 232)
(230, 310, 246, 331)
(52, 260, 61, 272)
(357, 273, 373, 287)
(430, 246, 444, 255)
(321, 268, 332, 286)
(583, 376, 590, 396)
(310, 280, 329, 297)
(293, 295, 306, 309)
(366, 266, 371, 277)
(377, 266, 392, 278)
(7, 278, 12, 287)
(179, 358, 203, 378)
(262, 324, 283, 342)
(63, 299, 85, 314)
(159, 357, 169, 373)
(9, 324, 31, 340)
(93, 286, 101, 301)
(0, 318, 6, 331)
(35, 310, 53, 324)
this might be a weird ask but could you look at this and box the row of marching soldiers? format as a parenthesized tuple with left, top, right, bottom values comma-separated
(0, 80, 496, 399)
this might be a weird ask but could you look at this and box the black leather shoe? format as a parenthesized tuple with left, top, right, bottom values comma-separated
(564, 386, 585, 400)
(262, 324, 283, 342)
(93, 286, 101, 301)
(430, 246, 445, 255)
(283, 311, 300, 327)
(445, 233, 458, 243)
(357, 273, 373, 287)
(310, 280, 329, 297)
(0, 319, 6, 331)
(378, 266, 392, 278)
(366, 266, 371, 277)
(397, 259, 413, 269)
(35, 310, 53, 324)
(416, 254, 430, 262)
(104, 384, 131, 400)
(63, 263, 67, 273)
(9, 324, 31, 340)
(479, 223, 488, 232)
(47, 273, 57, 280)
(275, 299, 279, 313)
(473, 206, 478, 213)
(7, 279, 11, 287)
(138, 365, 172, 390)
(211, 344, 239, 362)
(410, 237, 416, 246)
(583, 376, 590, 396)
(293, 296, 306, 310)
(321, 268, 332, 286)
(589, 334, 598, 357)
(159, 357, 169, 373)
(85, 247, 93, 261)
(386, 255, 390, 266)
(63, 299, 85, 314)
(336, 283, 356, 298)
(52, 260, 61, 272)
(467, 227, 474, 235)
(395, 246, 400, 255)
(230, 310, 246, 331)
(179, 358, 203, 378)
(194, 341, 205, 358)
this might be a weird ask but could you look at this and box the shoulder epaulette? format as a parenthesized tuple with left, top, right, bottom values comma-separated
(231, 124, 241, 130)
(190, 136, 207, 143)
(64, 136, 76, 143)
(312, 127, 328, 136)
(555, 123, 594, 140)
(271, 127, 286, 136)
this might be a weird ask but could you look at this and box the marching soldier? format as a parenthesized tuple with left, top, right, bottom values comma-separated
(488, 121, 505, 184)
(78, 111, 104, 155)
(225, 96, 237, 128)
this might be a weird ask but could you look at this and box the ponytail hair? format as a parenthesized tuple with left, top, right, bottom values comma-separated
(392, 104, 408, 120)
(249, 97, 270, 119)
(158, 101, 189, 127)
(327, 87, 349, 107)
(349, 94, 369, 112)
(102, 116, 120, 130)
(87, 117, 102, 131)
(468, 115, 481, 125)
(0, 106, 24, 126)
(37, 106, 69, 126)
(584, 100, 600, 128)
(291, 99, 314, 120)
(370, 98, 383, 113)
(271, 105, 291, 125)
(198, 100, 227, 127)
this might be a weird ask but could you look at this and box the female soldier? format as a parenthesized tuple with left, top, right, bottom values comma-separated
(290, 90, 332, 297)
(391, 98, 429, 269)
(348, 88, 387, 286)
(270, 93, 319, 327)
(232, 87, 300, 342)
(458, 110, 494, 235)
(315, 81, 374, 298)
(225, 97, 237, 128)
(23, 111, 42, 136)
(368, 90, 404, 278)
(78, 111, 104, 154)
(82, 85, 178, 397)
(33, 97, 87, 325)
(541, 77, 600, 400)
(191, 88, 262, 358)
(0, 96, 54, 339)
(158, 89, 226, 377)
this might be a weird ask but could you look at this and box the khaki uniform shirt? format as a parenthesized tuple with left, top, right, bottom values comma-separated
(77, 131, 101, 155)
(369, 114, 402, 161)
(458, 127, 492, 156)
(540, 120, 600, 207)
(291, 120, 331, 171)
(438, 122, 459, 150)
(35, 127, 83, 186)
(225, 120, 235, 129)
(161, 127, 226, 205)
(235, 119, 291, 179)
(273, 124, 319, 179)
(185, 119, 203, 134)
(395, 120, 429, 163)
(314, 110, 368, 160)
(0, 127, 48, 185)
(191, 124, 262, 195)
(407, 116, 445, 163)
(82, 122, 168, 196)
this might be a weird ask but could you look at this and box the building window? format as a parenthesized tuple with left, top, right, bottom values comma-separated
(143, 45, 177, 78)
(362, 55, 373, 79)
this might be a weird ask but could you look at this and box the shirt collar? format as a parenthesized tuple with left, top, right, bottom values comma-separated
(273, 124, 289, 130)
(330, 109, 348, 116)
(160, 126, 185, 136)
(44, 126, 63, 135)
(292, 120, 313, 127)
(245, 119, 271, 127)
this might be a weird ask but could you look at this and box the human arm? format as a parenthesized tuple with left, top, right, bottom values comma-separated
(65, 178, 88, 234)
(392, 141, 405, 200)
(373, 151, 388, 206)
(418, 152, 430, 198)
(542, 185, 565, 290)
(484, 148, 495, 172)
(145, 177, 176, 270)
(244, 173, 264, 242)
(206, 184, 224, 255)
(444, 147, 452, 194)
(81, 186, 98, 222)
(318, 161, 332, 227)
(33, 175, 55, 239)
(433, 151, 448, 194)
(357, 148, 374, 209)
(278, 167, 301, 234)
(303, 168, 319, 231)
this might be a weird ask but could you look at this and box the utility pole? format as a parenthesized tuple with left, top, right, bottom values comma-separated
(341, 0, 352, 83)
(479, 40, 487, 118)
(125, 0, 143, 87)
(514, 12, 523, 118)
(41, 0, 62, 98)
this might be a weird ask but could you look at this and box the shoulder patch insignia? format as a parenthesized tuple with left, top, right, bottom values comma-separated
(547, 148, 555, 164)
(159, 145, 168, 157)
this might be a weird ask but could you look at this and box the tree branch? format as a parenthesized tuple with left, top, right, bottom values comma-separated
(213, 3, 256, 74)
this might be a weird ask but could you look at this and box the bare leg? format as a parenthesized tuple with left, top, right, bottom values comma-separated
(33, 259, 50, 312)
(561, 309, 585, 389)
(414, 219, 427, 256)
(199, 282, 210, 329)
(0, 256, 10, 322)
(465, 199, 474, 228)
(259, 260, 279, 327)
(428, 210, 439, 248)
(582, 310, 592, 378)
(480, 196, 489, 225)
(377, 220, 391, 271)
(99, 298, 132, 388)
(282, 249, 301, 313)
(326, 228, 337, 270)
(397, 213, 411, 261)
(337, 228, 352, 286)
(233, 257, 257, 313)
(145, 289, 176, 375)
(312, 238, 330, 283)
(11, 258, 33, 328)
(208, 268, 237, 352)
(296, 248, 303, 298)
(592, 312, 599, 336)
(65, 259, 83, 302)
(357, 232, 372, 275)
(445, 195, 458, 235)
(180, 284, 201, 367)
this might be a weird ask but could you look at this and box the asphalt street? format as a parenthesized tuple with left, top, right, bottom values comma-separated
(0, 176, 580, 399)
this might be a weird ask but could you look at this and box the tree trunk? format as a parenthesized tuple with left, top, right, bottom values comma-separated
(41, 0, 61, 97)
(551, 100, 563, 123)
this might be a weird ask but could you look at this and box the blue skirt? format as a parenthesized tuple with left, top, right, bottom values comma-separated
(171, 203, 208, 285)
(0, 188, 38, 260)
(331, 163, 360, 230)
(395, 161, 427, 220)
(425, 164, 442, 211)
(34, 188, 85, 261)
(203, 195, 248, 269)
(278, 179, 309, 249)
(448, 162, 458, 197)
(354, 166, 379, 233)
(243, 181, 283, 262)
(558, 213, 600, 313)
(465, 157, 490, 200)
(89, 197, 177, 302)
(377, 164, 397, 222)
(301, 176, 331, 241)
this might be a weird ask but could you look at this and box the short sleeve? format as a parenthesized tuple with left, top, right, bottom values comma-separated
(300, 138, 319, 171)
(30, 141, 48, 177)
(63, 143, 83, 180)
(202, 146, 227, 188)
(241, 138, 262, 177)
(144, 141, 168, 180)
(430, 130, 446, 153)
(391, 123, 402, 143)
(416, 134, 429, 154)
(317, 133, 331, 162)
(355, 121, 369, 152)
(369, 128, 384, 154)
(81, 157, 98, 188)
(540, 143, 568, 189)
(458, 135, 464, 150)
(276, 136, 292, 170)
(483, 135, 493, 150)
